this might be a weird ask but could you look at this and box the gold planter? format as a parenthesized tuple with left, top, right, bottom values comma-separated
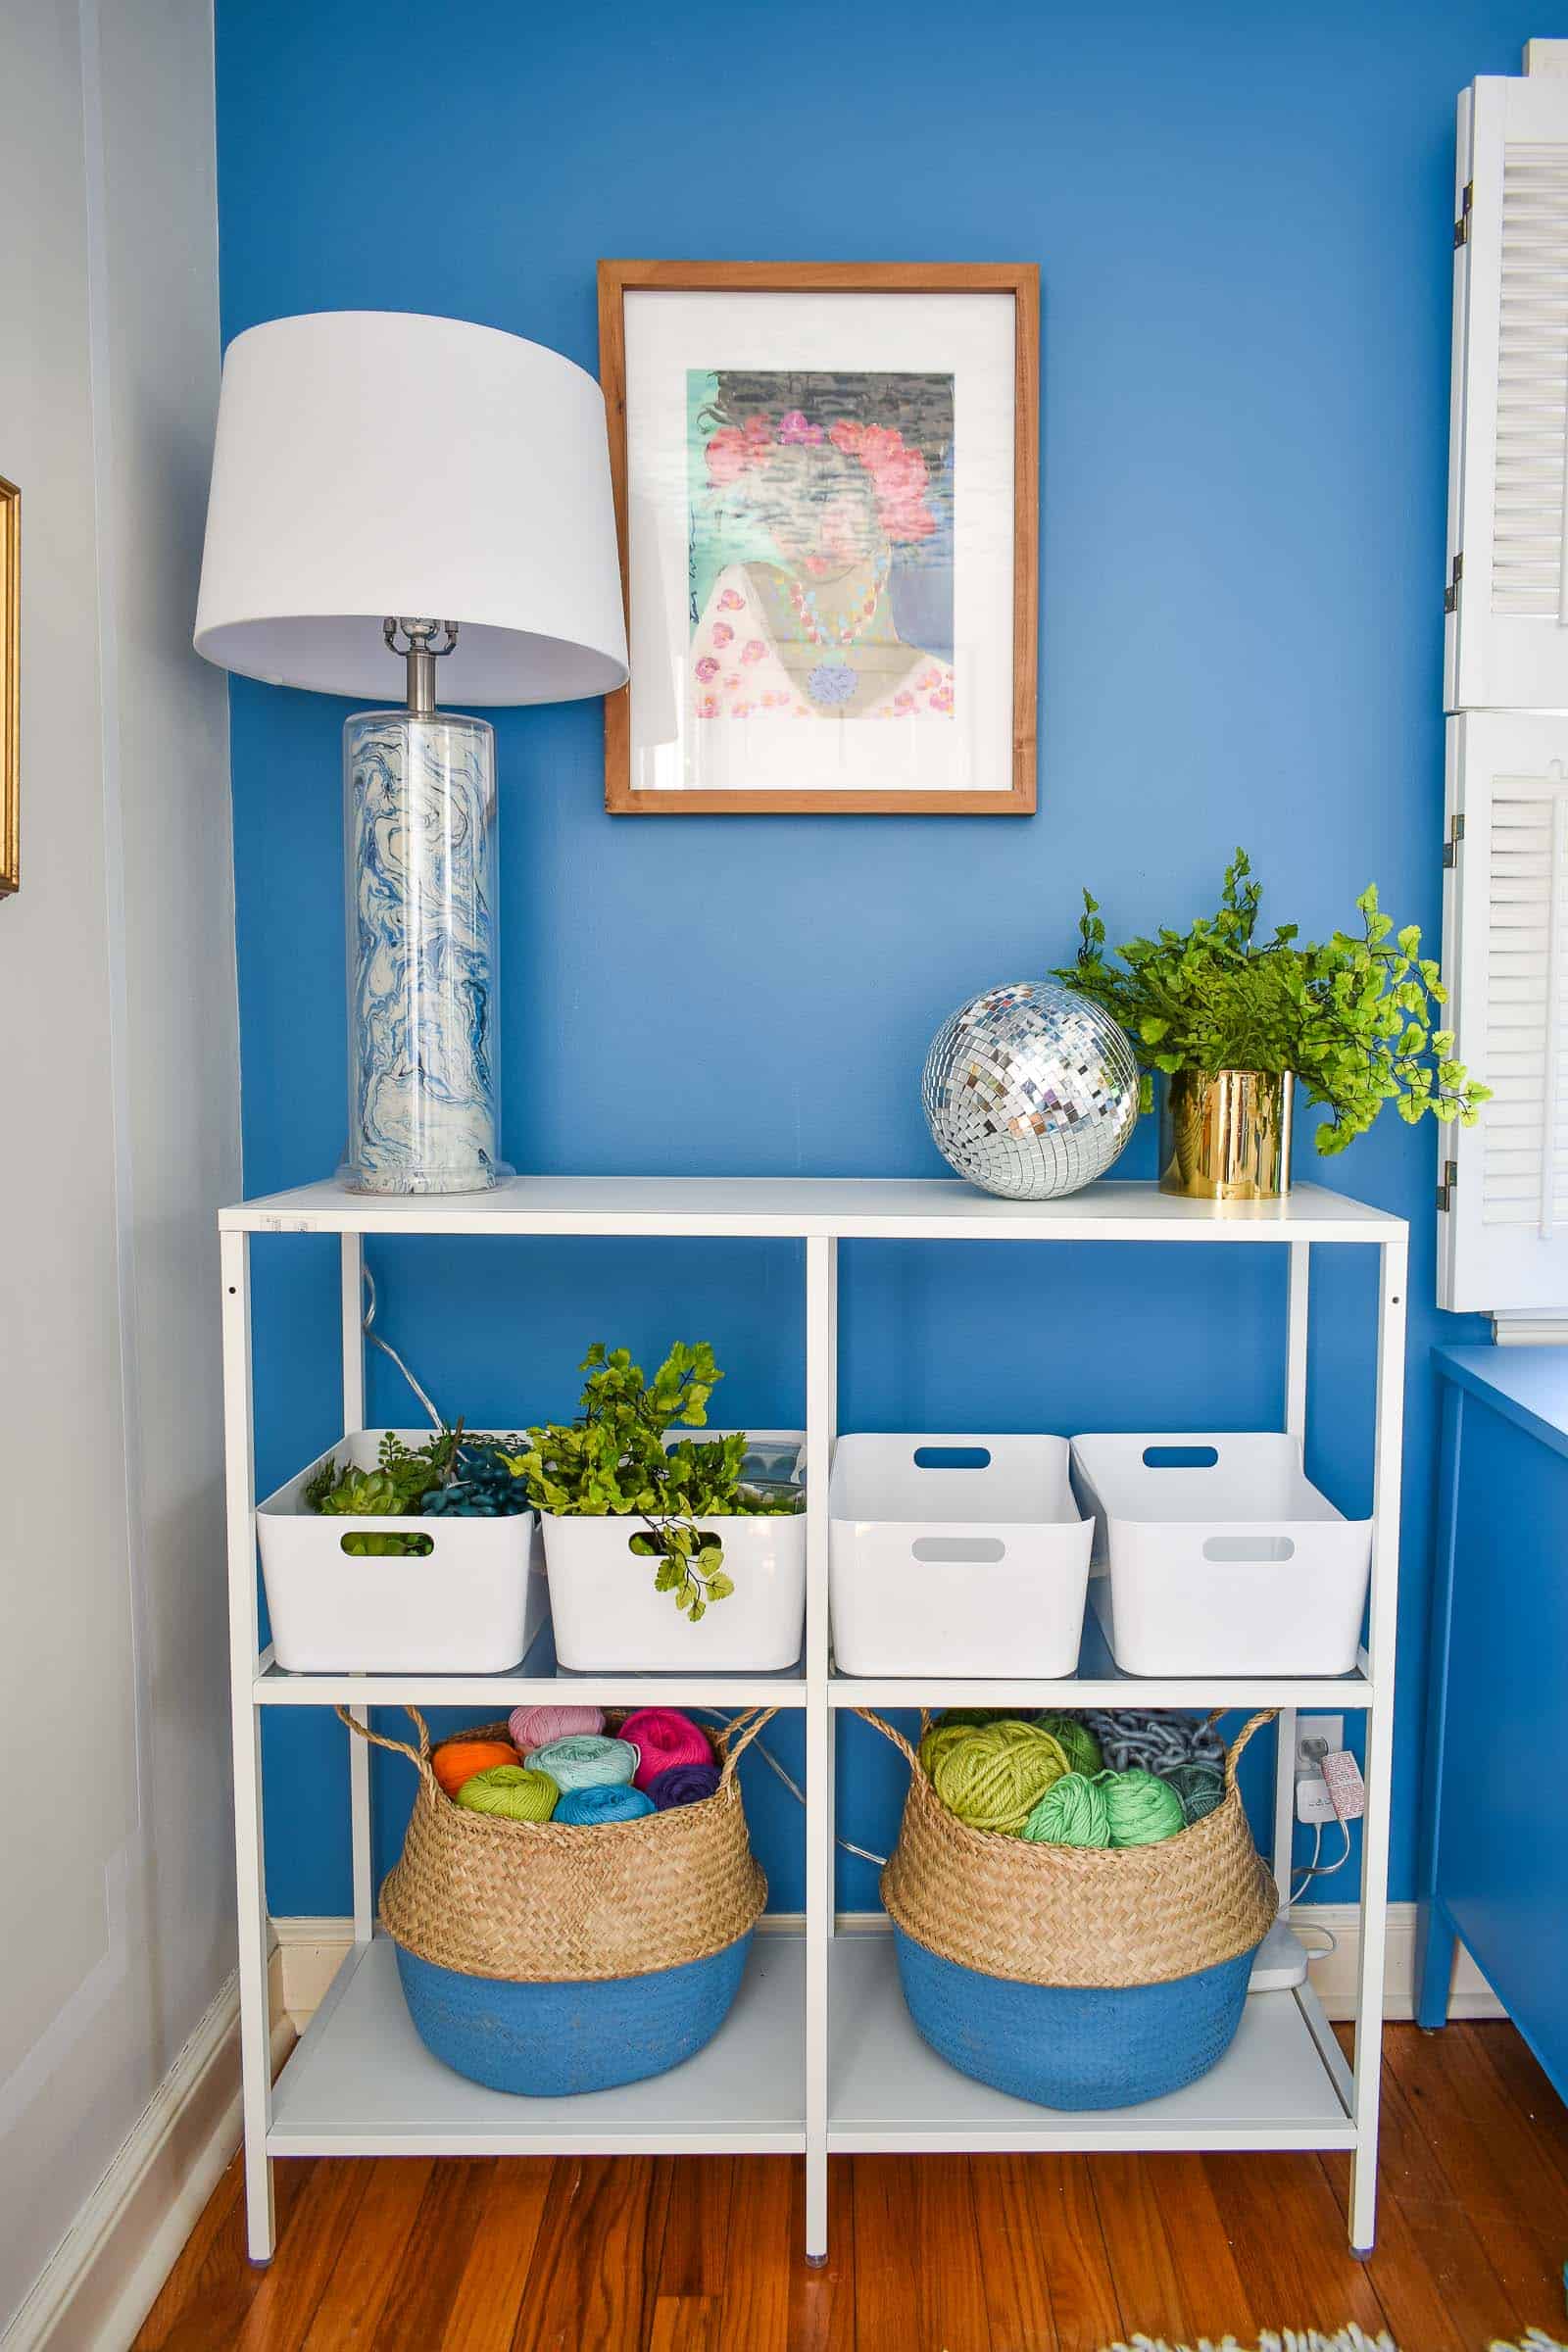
(1158, 1068, 1294, 1200)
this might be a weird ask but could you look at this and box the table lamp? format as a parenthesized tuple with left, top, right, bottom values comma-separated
(194, 310, 627, 1194)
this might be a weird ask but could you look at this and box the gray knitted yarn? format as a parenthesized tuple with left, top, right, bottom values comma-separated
(1080, 1710, 1225, 1776)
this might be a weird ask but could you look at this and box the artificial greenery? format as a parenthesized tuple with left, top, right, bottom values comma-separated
(514, 1343, 803, 1621)
(1054, 849, 1489, 1154)
(303, 1425, 530, 1555)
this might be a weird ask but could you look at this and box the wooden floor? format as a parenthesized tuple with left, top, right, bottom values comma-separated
(135, 2022, 1568, 2351)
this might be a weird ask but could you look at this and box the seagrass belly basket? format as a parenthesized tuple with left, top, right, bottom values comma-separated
(861, 1709, 1279, 2108)
(344, 1704, 773, 2095)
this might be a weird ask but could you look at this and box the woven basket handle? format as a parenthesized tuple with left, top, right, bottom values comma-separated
(717, 1705, 777, 1785)
(335, 1702, 435, 1785)
(1224, 1708, 1277, 1788)
(853, 1707, 922, 1774)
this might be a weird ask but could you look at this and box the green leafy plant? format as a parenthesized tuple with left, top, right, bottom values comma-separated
(514, 1343, 802, 1622)
(1054, 849, 1490, 1154)
(303, 1426, 473, 1556)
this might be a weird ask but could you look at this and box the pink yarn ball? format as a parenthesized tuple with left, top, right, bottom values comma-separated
(508, 1702, 605, 1750)
(619, 1707, 713, 1791)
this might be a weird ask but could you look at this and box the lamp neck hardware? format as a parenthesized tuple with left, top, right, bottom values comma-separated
(384, 616, 460, 715)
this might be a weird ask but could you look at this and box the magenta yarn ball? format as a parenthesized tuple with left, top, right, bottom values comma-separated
(508, 1702, 605, 1750)
(618, 1707, 713, 1791)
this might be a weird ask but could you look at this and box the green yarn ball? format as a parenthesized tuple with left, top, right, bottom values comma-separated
(1100, 1767, 1186, 1848)
(1161, 1759, 1226, 1826)
(932, 1722, 1071, 1834)
(1032, 1711, 1103, 1778)
(1021, 1769, 1111, 1846)
(918, 1713, 1033, 1779)
(456, 1764, 560, 1823)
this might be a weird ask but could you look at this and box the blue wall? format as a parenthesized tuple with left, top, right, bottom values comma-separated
(217, 0, 1508, 1917)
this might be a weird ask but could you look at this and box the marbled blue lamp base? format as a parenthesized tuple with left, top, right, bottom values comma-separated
(341, 709, 509, 1195)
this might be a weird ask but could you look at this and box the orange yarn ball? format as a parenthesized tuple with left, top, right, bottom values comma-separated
(432, 1738, 518, 1798)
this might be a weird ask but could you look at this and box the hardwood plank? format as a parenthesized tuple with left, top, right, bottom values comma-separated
(367, 2157, 493, 2351)
(710, 2157, 794, 2352)
(649, 2295, 714, 2352)
(848, 2157, 922, 2352)
(441, 2159, 555, 2352)
(655, 2154, 732, 2300)
(134, 2157, 314, 2352)
(1147, 2152, 1261, 2348)
(1202, 2150, 1391, 2343)
(233, 2156, 369, 2349)
(969, 2154, 1055, 2352)
(512, 2156, 667, 2352)
(1090, 2152, 1193, 2346)
(297, 2159, 435, 2349)
(1474, 2017, 1568, 2198)
(1019, 2154, 1121, 2352)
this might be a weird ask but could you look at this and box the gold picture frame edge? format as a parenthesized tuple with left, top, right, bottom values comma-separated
(597, 260, 1039, 817)
(0, 475, 16, 895)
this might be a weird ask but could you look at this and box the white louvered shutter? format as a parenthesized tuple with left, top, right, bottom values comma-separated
(1439, 712, 1568, 1310)
(1447, 74, 1568, 713)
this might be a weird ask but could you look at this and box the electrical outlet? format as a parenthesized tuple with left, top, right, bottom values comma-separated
(1296, 1715, 1344, 1775)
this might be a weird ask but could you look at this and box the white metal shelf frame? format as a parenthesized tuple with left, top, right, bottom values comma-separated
(220, 1175, 1408, 2267)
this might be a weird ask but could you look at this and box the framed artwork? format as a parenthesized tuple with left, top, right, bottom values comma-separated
(599, 262, 1038, 815)
(0, 476, 15, 894)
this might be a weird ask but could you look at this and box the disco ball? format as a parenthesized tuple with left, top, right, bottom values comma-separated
(921, 979, 1140, 1200)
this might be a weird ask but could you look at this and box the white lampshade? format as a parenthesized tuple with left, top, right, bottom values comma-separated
(194, 310, 628, 704)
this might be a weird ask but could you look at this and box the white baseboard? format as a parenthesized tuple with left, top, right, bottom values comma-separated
(2, 1968, 294, 2352)
(274, 1903, 1502, 2034)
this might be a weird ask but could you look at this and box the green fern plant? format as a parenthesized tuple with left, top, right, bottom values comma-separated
(1054, 849, 1490, 1154)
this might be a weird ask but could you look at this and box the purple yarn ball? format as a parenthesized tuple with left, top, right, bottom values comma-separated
(646, 1762, 722, 1811)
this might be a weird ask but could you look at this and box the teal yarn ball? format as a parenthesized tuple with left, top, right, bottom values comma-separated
(554, 1783, 656, 1827)
(523, 1734, 639, 1792)
(1032, 1711, 1103, 1778)
(456, 1765, 559, 1823)
(1161, 1759, 1226, 1825)
(1100, 1767, 1186, 1848)
(1021, 1770, 1111, 1846)
(932, 1721, 1071, 1835)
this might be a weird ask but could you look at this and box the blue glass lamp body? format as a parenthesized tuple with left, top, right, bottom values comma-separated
(341, 708, 508, 1195)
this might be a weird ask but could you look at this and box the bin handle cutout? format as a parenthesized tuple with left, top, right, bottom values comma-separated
(1142, 1444, 1219, 1469)
(912, 1445, 991, 1470)
(1200, 1534, 1295, 1563)
(910, 1536, 1006, 1564)
(340, 1530, 433, 1557)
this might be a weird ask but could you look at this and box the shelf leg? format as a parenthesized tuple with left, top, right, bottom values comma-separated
(222, 1230, 274, 2262)
(1348, 1235, 1405, 2255)
(1414, 1382, 1463, 2032)
(1272, 1706, 1297, 1913)
(804, 1234, 835, 2264)
(340, 1237, 374, 1945)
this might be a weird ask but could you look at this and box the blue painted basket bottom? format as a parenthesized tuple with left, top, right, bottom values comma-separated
(395, 1932, 754, 2097)
(893, 1925, 1256, 2110)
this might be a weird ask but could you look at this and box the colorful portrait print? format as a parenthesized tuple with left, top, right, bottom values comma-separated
(687, 369, 956, 724)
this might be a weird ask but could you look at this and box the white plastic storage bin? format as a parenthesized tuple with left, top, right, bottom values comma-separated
(828, 1435, 1093, 1676)
(1069, 1432, 1372, 1676)
(542, 1431, 807, 1671)
(257, 1430, 545, 1673)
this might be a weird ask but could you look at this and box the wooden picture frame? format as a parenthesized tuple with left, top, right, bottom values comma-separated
(0, 476, 16, 895)
(599, 261, 1038, 815)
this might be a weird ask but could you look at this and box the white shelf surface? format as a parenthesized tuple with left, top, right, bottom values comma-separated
(254, 1601, 1370, 1711)
(827, 1934, 1355, 2153)
(255, 1611, 807, 1708)
(221, 1173, 1404, 1245)
(269, 1933, 807, 2157)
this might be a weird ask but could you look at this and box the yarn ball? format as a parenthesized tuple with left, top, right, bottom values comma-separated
(1021, 1770, 1111, 1846)
(1084, 1709, 1224, 1776)
(432, 1738, 519, 1798)
(1100, 1767, 1186, 1847)
(618, 1706, 712, 1791)
(522, 1734, 640, 1792)
(919, 1714, 1035, 1781)
(932, 1721, 1072, 1834)
(553, 1783, 656, 1826)
(455, 1764, 559, 1823)
(1031, 1711, 1103, 1778)
(508, 1702, 605, 1749)
(1161, 1759, 1227, 1825)
(646, 1762, 723, 1811)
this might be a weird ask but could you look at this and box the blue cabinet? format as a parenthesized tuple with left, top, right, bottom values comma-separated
(1417, 1345, 1568, 2103)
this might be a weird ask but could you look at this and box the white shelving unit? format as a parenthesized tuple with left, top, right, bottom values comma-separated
(220, 1174, 1408, 2265)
